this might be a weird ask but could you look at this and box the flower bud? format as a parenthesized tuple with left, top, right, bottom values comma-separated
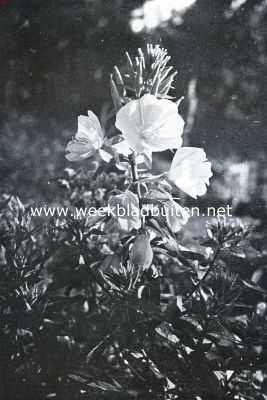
(130, 232, 153, 271)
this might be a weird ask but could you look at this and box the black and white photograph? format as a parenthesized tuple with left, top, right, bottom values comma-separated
(1, 1, 267, 399)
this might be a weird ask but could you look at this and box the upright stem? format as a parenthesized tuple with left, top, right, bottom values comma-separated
(129, 152, 143, 221)
(129, 152, 138, 182)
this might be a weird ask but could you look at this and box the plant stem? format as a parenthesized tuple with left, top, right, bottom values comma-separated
(129, 152, 142, 212)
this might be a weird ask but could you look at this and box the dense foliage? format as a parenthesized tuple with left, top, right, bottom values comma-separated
(1, 187, 267, 400)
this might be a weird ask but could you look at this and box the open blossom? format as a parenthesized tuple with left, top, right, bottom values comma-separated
(65, 111, 104, 161)
(115, 94, 184, 153)
(167, 147, 213, 198)
(65, 111, 137, 164)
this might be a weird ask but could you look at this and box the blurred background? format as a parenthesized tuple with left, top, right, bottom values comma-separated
(1, 0, 267, 216)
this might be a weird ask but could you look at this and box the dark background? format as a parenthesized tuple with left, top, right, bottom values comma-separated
(1, 0, 267, 207)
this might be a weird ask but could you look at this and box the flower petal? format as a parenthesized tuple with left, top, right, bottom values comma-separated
(112, 139, 132, 157)
(115, 94, 184, 153)
(168, 147, 213, 198)
(99, 148, 113, 163)
(77, 113, 103, 149)
(136, 150, 152, 170)
(65, 140, 96, 161)
(65, 111, 103, 162)
(78, 111, 103, 137)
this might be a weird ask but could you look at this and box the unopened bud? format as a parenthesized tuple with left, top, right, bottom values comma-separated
(130, 232, 153, 271)
(110, 75, 123, 111)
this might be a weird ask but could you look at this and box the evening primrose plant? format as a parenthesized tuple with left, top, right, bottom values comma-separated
(65, 44, 212, 275)
(2, 45, 267, 400)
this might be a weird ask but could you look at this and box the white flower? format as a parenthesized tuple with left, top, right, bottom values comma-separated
(115, 94, 184, 153)
(65, 111, 104, 161)
(65, 112, 141, 165)
(167, 147, 213, 198)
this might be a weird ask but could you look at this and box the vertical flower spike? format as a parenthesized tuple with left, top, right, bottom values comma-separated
(110, 44, 178, 110)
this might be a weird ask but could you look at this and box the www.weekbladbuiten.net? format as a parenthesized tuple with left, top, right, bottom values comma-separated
(29, 204, 233, 221)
